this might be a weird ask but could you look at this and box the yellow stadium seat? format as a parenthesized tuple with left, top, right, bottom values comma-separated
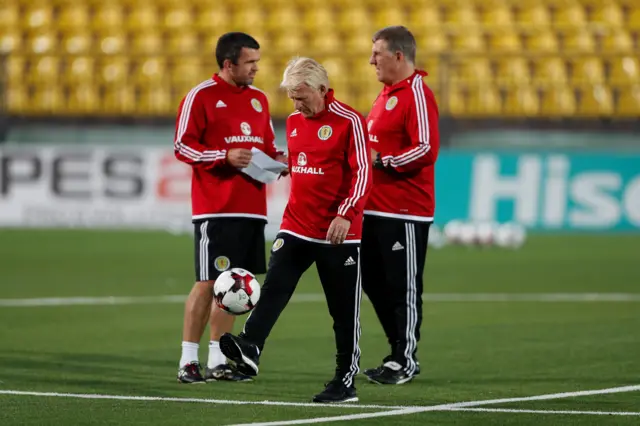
(346, 32, 374, 55)
(418, 33, 449, 53)
(540, 87, 577, 117)
(193, 6, 230, 33)
(33, 87, 65, 114)
(58, 3, 90, 32)
(563, 31, 596, 52)
(339, 7, 372, 34)
(451, 58, 492, 85)
(132, 57, 167, 86)
(98, 57, 130, 86)
(66, 85, 100, 114)
(130, 32, 163, 54)
(309, 33, 341, 55)
(577, 85, 614, 116)
(170, 58, 204, 86)
(374, 7, 408, 29)
(6, 56, 25, 85)
(616, 86, 640, 117)
(628, 8, 640, 30)
(266, 7, 300, 34)
(321, 57, 348, 84)
(571, 58, 605, 84)
(127, 3, 160, 32)
(93, 4, 125, 31)
(533, 58, 568, 85)
(443, 4, 479, 29)
(98, 33, 126, 55)
(467, 87, 502, 116)
(481, 3, 514, 28)
(103, 85, 137, 115)
(602, 31, 634, 53)
(303, 8, 336, 35)
(234, 8, 266, 34)
(610, 57, 640, 85)
(6, 85, 29, 115)
(421, 60, 439, 85)
(488, 33, 522, 52)
(451, 33, 486, 52)
(63, 56, 95, 85)
(26, 32, 56, 54)
(139, 87, 173, 115)
(61, 32, 93, 54)
(23, 3, 53, 30)
(504, 86, 539, 116)
(272, 34, 305, 56)
(163, 6, 194, 31)
(0, 3, 19, 29)
(446, 87, 467, 116)
(525, 32, 558, 53)
(592, 3, 624, 28)
(167, 32, 199, 55)
(516, 4, 551, 29)
(553, 3, 586, 30)
(0, 31, 22, 54)
(407, 5, 442, 32)
(495, 58, 531, 86)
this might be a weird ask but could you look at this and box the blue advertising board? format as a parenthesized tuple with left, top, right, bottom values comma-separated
(435, 151, 640, 231)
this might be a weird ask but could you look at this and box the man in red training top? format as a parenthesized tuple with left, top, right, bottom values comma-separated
(174, 32, 287, 384)
(361, 26, 440, 385)
(220, 57, 372, 403)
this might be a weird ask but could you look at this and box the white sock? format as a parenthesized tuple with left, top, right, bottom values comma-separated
(208, 340, 227, 368)
(179, 341, 199, 368)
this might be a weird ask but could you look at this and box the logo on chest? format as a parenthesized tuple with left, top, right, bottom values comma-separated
(292, 152, 324, 175)
(318, 125, 333, 141)
(385, 96, 398, 111)
(251, 98, 262, 112)
(224, 122, 264, 144)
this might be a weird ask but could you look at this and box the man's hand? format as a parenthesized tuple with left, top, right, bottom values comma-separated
(326, 216, 351, 245)
(370, 149, 379, 162)
(275, 154, 290, 177)
(227, 148, 252, 168)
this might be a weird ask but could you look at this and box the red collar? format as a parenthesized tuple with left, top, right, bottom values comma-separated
(213, 73, 247, 93)
(305, 89, 335, 120)
(383, 70, 428, 95)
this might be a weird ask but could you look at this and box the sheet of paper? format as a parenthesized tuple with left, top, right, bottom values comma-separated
(240, 147, 288, 184)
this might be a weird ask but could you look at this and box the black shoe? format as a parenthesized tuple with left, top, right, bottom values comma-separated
(366, 361, 415, 385)
(312, 379, 358, 403)
(177, 361, 205, 384)
(362, 355, 393, 378)
(219, 333, 260, 377)
(205, 364, 253, 382)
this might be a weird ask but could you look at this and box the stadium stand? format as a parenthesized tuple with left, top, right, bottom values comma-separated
(1, 0, 639, 118)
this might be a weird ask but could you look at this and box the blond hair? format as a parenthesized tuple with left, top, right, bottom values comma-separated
(280, 57, 329, 93)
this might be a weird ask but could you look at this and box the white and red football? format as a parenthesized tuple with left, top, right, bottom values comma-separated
(213, 268, 261, 315)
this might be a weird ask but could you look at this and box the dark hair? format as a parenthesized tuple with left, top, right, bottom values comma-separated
(372, 26, 416, 64)
(215, 32, 260, 69)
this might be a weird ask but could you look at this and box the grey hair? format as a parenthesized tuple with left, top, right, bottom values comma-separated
(280, 57, 329, 92)
(372, 26, 417, 64)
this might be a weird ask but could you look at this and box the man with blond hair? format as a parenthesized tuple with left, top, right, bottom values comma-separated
(221, 57, 372, 403)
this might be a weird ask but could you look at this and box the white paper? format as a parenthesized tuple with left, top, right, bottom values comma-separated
(241, 147, 288, 184)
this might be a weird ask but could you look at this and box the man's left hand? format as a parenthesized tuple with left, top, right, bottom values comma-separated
(326, 216, 351, 245)
(370, 149, 379, 162)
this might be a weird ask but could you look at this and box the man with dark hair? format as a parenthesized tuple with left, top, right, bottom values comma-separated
(174, 32, 287, 383)
(361, 25, 440, 385)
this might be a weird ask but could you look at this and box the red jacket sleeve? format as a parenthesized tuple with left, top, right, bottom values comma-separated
(173, 91, 226, 169)
(380, 83, 439, 173)
(338, 114, 373, 223)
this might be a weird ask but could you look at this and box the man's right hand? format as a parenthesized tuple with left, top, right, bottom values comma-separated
(227, 148, 253, 168)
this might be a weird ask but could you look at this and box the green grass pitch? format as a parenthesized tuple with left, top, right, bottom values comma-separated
(0, 229, 638, 425)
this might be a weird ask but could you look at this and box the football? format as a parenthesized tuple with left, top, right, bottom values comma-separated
(213, 268, 261, 315)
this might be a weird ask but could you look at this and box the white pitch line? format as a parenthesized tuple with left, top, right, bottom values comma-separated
(450, 407, 640, 416)
(228, 384, 640, 426)
(0, 390, 416, 410)
(2, 292, 640, 307)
